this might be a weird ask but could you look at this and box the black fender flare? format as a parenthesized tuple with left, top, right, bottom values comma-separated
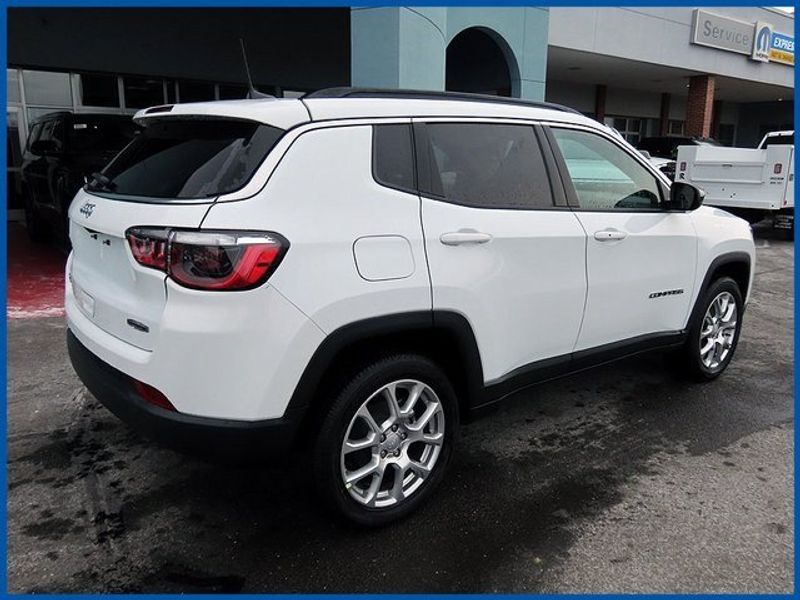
(686, 251, 752, 329)
(285, 310, 485, 415)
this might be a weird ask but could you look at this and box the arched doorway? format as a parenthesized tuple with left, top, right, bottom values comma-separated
(445, 28, 515, 97)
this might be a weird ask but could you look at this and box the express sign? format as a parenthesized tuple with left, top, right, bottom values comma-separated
(770, 31, 795, 66)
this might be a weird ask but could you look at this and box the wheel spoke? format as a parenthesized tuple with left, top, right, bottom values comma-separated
(408, 460, 432, 479)
(405, 382, 425, 414)
(344, 433, 378, 454)
(357, 405, 381, 434)
(721, 303, 736, 323)
(389, 465, 406, 502)
(421, 431, 444, 446)
(718, 295, 729, 317)
(363, 470, 385, 506)
(407, 401, 441, 432)
(345, 458, 381, 485)
(700, 338, 715, 357)
(383, 383, 402, 423)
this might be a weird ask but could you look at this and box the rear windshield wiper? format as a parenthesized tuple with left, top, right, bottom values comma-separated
(87, 172, 117, 192)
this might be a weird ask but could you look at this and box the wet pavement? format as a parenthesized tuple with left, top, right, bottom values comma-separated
(6, 226, 794, 593)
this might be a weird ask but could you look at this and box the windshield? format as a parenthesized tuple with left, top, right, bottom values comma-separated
(86, 118, 283, 200)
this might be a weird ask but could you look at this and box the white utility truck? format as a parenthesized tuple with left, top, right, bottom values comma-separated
(676, 130, 794, 231)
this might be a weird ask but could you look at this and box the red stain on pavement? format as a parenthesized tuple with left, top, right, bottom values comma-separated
(7, 223, 67, 319)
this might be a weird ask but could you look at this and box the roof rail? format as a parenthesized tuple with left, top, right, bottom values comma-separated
(303, 87, 582, 115)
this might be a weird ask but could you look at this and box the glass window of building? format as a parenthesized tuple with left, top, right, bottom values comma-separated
(607, 116, 644, 144)
(7, 69, 21, 103)
(179, 81, 215, 103)
(123, 76, 165, 109)
(668, 120, 685, 136)
(219, 84, 247, 100)
(22, 70, 72, 106)
(79, 73, 120, 107)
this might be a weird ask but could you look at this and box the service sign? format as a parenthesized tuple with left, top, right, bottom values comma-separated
(769, 31, 795, 66)
(691, 10, 753, 55)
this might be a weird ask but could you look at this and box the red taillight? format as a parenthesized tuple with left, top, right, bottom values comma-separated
(126, 228, 288, 291)
(126, 227, 169, 270)
(132, 379, 176, 412)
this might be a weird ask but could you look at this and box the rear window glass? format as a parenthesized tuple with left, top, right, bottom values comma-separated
(422, 123, 553, 209)
(87, 118, 283, 199)
(373, 124, 415, 192)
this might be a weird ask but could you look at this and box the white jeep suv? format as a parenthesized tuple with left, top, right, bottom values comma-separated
(66, 89, 755, 526)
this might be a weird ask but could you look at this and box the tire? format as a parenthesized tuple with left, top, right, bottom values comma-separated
(313, 354, 458, 527)
(679, 277, 744, 381)
(23, 195, 50, 243)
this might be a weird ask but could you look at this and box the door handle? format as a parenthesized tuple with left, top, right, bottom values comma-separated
(593, 229, 628, 242)
(440, 230, 493, 246)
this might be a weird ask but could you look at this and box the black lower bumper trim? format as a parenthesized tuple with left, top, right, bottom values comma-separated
(67, 329, 305, 462)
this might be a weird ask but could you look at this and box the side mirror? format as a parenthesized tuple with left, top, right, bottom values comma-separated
(668, 181, 705, 211)
(30, 139, 59, 156)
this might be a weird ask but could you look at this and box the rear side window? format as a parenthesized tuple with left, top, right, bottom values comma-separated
(87, 118, 283, 200)
(373, 124, 415, 192)
(420, 123, 553, 209)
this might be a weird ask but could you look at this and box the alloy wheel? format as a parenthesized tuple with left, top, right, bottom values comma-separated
(340, 379, 445, 508)
(699, 291, 738, 370)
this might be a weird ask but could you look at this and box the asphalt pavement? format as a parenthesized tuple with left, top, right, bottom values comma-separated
(6, 225, 794, 593)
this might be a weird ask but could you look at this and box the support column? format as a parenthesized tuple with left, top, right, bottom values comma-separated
(686, 75, 715, 138)
(659, 92, 671, 136)
(711, 99, 723, 139)
(350, 8, 446, 91)
(594, 84, 606, 123)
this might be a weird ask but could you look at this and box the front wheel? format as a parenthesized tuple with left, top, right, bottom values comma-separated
(680, 277, 744, 381)
(313, 354, 458, 526)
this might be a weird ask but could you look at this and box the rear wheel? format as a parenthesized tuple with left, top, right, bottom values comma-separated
(679, 277, 743, 381)
(313, 354, 458, 526)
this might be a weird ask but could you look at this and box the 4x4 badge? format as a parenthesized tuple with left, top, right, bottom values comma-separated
(79, 202, 96, 218)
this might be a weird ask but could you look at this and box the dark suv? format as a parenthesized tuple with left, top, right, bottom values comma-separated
(21, 112, 138, 245)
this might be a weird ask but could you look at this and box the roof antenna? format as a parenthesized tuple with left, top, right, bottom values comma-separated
(239, 38, 274, 99)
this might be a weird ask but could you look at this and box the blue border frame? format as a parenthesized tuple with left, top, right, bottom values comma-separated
(0, 1, 795, 597)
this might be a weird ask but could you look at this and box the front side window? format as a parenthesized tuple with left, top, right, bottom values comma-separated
(421, 123, 553, 209)
(551, 127, 662, 211)
(86, 118, 283, 200)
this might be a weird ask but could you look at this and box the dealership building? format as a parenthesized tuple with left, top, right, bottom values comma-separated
(6, 6, 794, 214)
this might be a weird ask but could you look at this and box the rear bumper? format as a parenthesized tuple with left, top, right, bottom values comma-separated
(67, 329, 306, 462)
